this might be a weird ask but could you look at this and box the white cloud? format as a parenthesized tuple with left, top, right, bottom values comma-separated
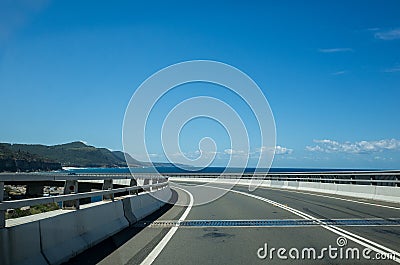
(305, 145, 324, 152)
(257, 146, 273, 153)
(224, 149, 246, 155)
(306, 139, 400, 154)
(258, 145, 293, 155)
(375, 29, 400, 40)
(194, 150, 218, 154)
(318, 48, 353, 53)
(383, 67, 400, 73)
(373, 156, 392, 161)
(274, 145, 293, 155)
(332, 71, 348, 75)
(194, 150, 219, 158)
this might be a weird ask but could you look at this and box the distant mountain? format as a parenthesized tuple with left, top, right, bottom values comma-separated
(0, 143, 62, 172)
(111, 150, 144, 167)
(2, 141, 144, 168)
(112, 150, 189, 168)
(0, 141, 189, 172)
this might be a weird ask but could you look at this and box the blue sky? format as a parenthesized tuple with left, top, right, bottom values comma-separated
(0, 1, 399, 169)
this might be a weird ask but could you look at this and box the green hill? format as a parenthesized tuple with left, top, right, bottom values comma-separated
(0, 143, 62, 172)
(4, 141, 143, 168)
(111, 150, 144, 166)
(0, 141, 188, 172)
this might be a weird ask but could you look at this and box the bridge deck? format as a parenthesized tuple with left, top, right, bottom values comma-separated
(66, 181, 400, 265)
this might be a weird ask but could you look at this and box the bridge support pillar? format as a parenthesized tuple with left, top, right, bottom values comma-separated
(0, 182, 4, 228)
(26, 183, 44, 197)
(63, 180, 79, 209)
(155, 178, 159, 190)
(143, 178, 150, 191)
(149, 179, 153, 192)
(102, 179, 114, 201)
(129, 178, 138, 195)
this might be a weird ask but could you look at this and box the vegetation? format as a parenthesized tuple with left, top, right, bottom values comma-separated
(5, 203, 60, 219)
(0, 143, 52, 161)
(0, 141, 183, 172)
(1, 141, 143, 169)
(0, 143, 62, 172)
(4, 186, 12, 195)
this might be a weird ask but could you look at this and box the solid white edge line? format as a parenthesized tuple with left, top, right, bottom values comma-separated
(140, 187, 194, 265)
(205, 185, 400, 263)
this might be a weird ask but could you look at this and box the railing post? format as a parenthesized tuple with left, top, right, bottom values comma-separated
(102, 179, 114, 201)
(129, 178, 138, 195)
(0, 181, 5, 228)
(149, 178, 153, 192)
(143, 178, 150, 191)
(63, 180, 79, 210)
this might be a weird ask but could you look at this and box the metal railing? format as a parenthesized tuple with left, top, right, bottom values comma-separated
(0, 173, 169, 228)
(166, 170, 400, 186)
(1, 170, 399, 228)
(0, 172, 166, 182)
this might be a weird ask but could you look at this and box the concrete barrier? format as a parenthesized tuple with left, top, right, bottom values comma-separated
(0, 221, 48, 265)
(319, 183, 338, 194)
(270, 180, 285, 188)
(336, 184, 376, 200)
(297, 182, 323, 193)
(129, 188, 172, 220)
(286, 181, 299, 190)
(1, 186, 172, 265)
(40, 200, 129, 265)
(374, 186, 400, 203)
(170, 177, 400, 204)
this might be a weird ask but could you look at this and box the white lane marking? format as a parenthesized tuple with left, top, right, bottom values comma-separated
(259, 186, 400, 211)
(207, 185, 400, 263)
(140, 187, 194, 265)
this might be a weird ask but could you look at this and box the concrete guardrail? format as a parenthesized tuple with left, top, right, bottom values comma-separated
(169, 177, 400, 204)
(0, 173, 172, 265)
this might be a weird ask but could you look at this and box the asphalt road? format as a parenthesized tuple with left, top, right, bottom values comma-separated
(66, 182, 400, 265)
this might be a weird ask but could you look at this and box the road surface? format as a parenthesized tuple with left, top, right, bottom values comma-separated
(66, 181, 400, 264)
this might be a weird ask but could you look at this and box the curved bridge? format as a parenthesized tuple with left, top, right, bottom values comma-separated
(1, 171, 400, 264)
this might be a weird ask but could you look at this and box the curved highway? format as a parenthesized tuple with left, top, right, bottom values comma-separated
(66, 181, 400, 264)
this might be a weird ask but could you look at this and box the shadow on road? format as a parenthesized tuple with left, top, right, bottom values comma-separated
(63, 189, 178, 265)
